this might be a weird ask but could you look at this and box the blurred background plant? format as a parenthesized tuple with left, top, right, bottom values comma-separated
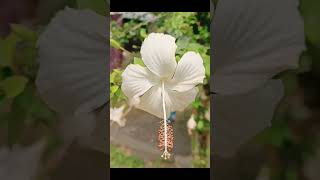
(110, 12, 210, 167)
(0, 17, 58, 149)
(0, 0, 109, 179)
(259, 0, 320, 179)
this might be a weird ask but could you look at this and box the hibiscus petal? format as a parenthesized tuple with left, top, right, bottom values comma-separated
(164, 87, 198, 112)
(137, 85, 197, 119)
(212, 80, 283, 157)
(121, 64, 158, 99)
(136, 85, 164, 119)
(36, 8, 108, 115)
(170, 52, 205, 92)
(140, 33, 177, 78)
(211, 0, 305, 95)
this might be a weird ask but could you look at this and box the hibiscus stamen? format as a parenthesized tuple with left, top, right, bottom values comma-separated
(160, 80, 170, 160)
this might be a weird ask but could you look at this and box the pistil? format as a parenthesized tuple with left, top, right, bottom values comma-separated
(161, 80, 170, 160)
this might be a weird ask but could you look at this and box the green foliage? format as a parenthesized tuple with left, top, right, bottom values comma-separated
(160, 12, 211, 78)
(133, 57, 145, 67)
(0, 76, 28, 98)
(258, 125, 292, 147)
(110, 145, 145, 168)
(158, 13, 197, 38)
(0, 33, 18, 67)
(110, 39, 123, 50)
(0, 24, 57, 146)
(192, 96, 210, 134)
(77, 0, 107, 16)
(110, 69, 127, 106)
(259, 1, 320, 179)
(299, 0, 320, 46)
(11, 24, 38, 42)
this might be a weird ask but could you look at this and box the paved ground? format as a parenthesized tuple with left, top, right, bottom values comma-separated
(110, 108, 193, 167)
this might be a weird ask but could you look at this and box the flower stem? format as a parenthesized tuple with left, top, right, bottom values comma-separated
(161, 81, 170, 160)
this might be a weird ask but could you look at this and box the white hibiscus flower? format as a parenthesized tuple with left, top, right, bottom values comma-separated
(122, 33, 205, 118)
(212, 0, 305, 157)
(121, 33, 205, 158)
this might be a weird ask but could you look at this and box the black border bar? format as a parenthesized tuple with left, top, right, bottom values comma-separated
(110, 0, 210, 12)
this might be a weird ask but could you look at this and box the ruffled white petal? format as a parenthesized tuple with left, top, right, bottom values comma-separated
(136, 85, 164, 118)
(121, 64, 158, 99)
(140, 33, 177, 78)
(164, 87, 198, 112)
(212, 80, 283, 157)
(170, 52, 205, 92)
(36, 8, 108, 115)
(136, 85, 197, 119)
(211, 0, 305, 95)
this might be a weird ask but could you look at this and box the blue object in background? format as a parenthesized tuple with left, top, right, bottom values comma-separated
(167, 112, 176, 123)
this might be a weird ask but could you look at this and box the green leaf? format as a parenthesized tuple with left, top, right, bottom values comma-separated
(300, 0, 320, 46)
(111, 39, 123, 50)
(133, 57, 145, 67)
(197, 120, 204, 131)
(15, 44, 37, 66)
(13, 84, 57, 126)
(140, 28, 147, 38)
(110, 71, 116, 83)
(203, 55, 210, 77)
(111, 85, 119, 94)
(115, 88, 122, 98)
(176, 37, 190, 50)
(30, 96, 57, 126)
(110, 69, 123, 86)
(0, 33, 18, 67)
(0, 76, 28, 98)
(10, 24, 38, 42)
(77, 0, 107, 16)
(258, 126, 292, 147)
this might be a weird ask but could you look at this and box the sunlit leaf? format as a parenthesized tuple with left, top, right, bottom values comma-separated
(197, 120, 204, 131)
(10, 24, 38, 42)
(111, 85, 119, 94)
(133, 57, 145, 67)
(14, 85, 57, 126)
(0, 33, 18, 67)
(140, 29, 147, 38)
(203, 55, 210, 77)
(300, 0, 320, 46)
(110, 39, 123, 50)
(0, 76, 28, 98)
(77, 0, 107, 16)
